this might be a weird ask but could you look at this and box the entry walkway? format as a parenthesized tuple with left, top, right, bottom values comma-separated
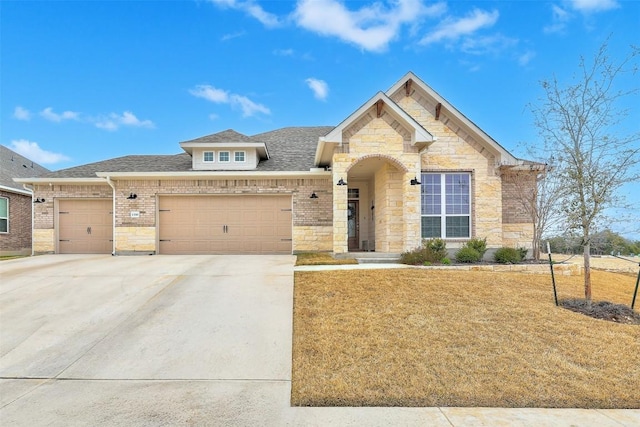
(0, 256, 637, 426)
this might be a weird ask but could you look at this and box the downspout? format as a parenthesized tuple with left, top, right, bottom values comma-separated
(105, 176, 116, 256)
(23, 184, 34, 256)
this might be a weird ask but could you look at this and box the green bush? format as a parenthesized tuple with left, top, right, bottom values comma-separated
(442, 257, 451, 265)
(517, 247, 528, 260)
(464, 238, 487, 258)
(455, 246, 481, 263)
(400, 239, 448, 265)
(494, 247, 523, 264)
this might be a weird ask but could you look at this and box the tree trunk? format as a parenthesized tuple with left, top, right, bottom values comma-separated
(584, 241, 592, 305)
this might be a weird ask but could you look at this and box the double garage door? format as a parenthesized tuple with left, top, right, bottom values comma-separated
(158, 195, 292, 254)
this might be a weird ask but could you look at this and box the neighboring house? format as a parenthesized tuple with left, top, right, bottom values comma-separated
(15, 72, 540, 256)
(1, 145, 49, 256)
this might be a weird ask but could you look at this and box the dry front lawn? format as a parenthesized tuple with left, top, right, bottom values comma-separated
(292, 269, 640, 408)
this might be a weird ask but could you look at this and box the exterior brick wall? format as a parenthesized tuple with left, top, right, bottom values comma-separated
(501, 172, 536, 224)
(31, 178, 333, 254)
(0, 190, 32, 255)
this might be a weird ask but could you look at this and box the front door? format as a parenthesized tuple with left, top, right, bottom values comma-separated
(347, 200, 359, 251)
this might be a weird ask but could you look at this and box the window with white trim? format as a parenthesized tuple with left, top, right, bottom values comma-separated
(0, 197, 8, 233)
(203, 151, 214, 162)
(219, 151, 230, 162)
(234, 151, 245, 162)
(421, 173, 471, 238)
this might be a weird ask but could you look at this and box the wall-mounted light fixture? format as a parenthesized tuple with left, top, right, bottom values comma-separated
(310, 192, 318, 199)
(34, 197, 46, 203)
(410, 176, 421, 185)
(337, 178, 347, 186)
(127, 193, 138, 199)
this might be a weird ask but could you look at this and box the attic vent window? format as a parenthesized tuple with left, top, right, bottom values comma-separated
(219, 151, 230, 162)
(203, 151, 214, 162)
(234, 151, 245, 162)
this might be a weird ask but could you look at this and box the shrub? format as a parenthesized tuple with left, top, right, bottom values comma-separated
(494, 247, 523, 264)
(455, 247, 481, 263)
(517, 247, 528, 260)
(400, 239, 448, 265)
(464, 238, 487, 258)
(442, 257, 451, 265)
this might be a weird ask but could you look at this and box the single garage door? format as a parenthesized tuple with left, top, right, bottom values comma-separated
(58, 199, 113, 254)
(158, 195, 292, 254)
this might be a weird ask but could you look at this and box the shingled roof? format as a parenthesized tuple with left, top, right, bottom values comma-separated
(180, 129, 254, 144)
(0, 145, 50, 191)
(35, 126, 334, 179)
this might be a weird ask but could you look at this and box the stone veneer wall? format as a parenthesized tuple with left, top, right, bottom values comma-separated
(332, 111, 421, 253)
(31, 179, 333, 254)
(393, 93, 505, 248)
(0, 190, 32, 256)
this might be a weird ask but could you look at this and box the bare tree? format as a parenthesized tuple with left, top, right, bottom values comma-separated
(530, 39, 640, 303)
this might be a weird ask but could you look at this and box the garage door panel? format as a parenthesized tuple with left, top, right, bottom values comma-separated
(58, 200, 113, 254)
(159, 195, 291, 254)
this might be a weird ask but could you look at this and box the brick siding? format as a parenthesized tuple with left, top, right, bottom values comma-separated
(0, 190, 32, 255)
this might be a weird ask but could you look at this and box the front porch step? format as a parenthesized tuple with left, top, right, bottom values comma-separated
(356, 256, 402, 264)
(339, 252, 402, 264)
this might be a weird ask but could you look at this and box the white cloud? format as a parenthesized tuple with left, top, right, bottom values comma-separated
(293, 0, 446, 52)
(13, 106, 31, 121)
(190, 85, 230, 103)
(273, 48, 294, 56)
(10, 139, 70, 164)
(190, 84, 270, 117)
(221, 30, 246, 41)
(518, 50, 536, 66)
(569, 0, 619, 12)
(420, 8, 499, 45)
(544, 4, 571, 34)
(40, 107, 80, 122)
(230, 94, 271, 117)
(305, 78, 329, 101)
(94, 111, 155, 131)
(208, 113, 219, 120)
(459, 34, 517, 56)
(208, 0, 281, 27)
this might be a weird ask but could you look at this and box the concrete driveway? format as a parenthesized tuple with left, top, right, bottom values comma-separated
(1, 255, 638, 426)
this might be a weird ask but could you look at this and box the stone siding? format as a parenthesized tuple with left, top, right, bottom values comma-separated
(395, 94, 504, 248)
(0, 190, 32, 255)
(293, 226, 333, 252)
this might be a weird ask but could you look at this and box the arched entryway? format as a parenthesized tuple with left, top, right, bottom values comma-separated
(338, 155, 412, 253)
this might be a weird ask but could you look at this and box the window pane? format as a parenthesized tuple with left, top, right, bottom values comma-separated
(203, 152, 214, 162)
(219, 152, 230, 162)
(0, 198, 7, 217)
(421, 174, 441, 215)
(446, 216, 470, 238)
(421, 217, 441, 238)
(0, 218, 7, 233)
(234, 151, 245, 162)
(445, 174, 469, 215)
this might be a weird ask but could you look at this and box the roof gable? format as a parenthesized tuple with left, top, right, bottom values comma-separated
(315, 92, 433, 166)
(180, 129, 269, 160)
(386, 72, 518, 164)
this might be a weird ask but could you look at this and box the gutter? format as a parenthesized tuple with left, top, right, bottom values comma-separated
(22, 184, 34, 256)
(105, 176, 116, 256)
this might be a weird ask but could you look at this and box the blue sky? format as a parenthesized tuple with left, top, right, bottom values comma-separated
(2, 0, 639, 237)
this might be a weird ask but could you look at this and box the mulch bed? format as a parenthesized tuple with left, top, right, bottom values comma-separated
(560, 299, 640, 325)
